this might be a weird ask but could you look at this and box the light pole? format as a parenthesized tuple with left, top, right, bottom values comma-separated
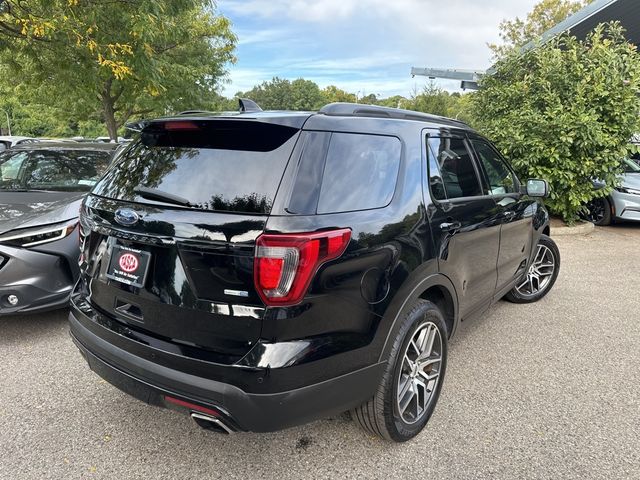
(0, 109, 11, 136)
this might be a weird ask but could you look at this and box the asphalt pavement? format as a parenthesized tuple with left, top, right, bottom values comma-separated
(1, 224, 639, 479)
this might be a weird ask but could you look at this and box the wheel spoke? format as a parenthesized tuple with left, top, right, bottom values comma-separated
(398, 373, 412, 399)
(516, 276, 530, 290)
(398, 382, 416, 415)
(417, 355, 441, 370)
(417, 326, 436, 361)
(409, 338, 420, 356)
(403, 353, 413, 371)
(418, 369, 439, 383)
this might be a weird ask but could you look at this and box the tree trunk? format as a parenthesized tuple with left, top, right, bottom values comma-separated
(101, 77, 118, 141)
(103, 98, 118, 141)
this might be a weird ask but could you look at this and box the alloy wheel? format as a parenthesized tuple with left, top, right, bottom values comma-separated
(585, 198, 606, 224)
(396, 321, 443, 424)
(514, 243, 556, 298)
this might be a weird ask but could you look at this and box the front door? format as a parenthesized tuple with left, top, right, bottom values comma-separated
(425, 133, 502, 319)
(468, 137, 534, 293)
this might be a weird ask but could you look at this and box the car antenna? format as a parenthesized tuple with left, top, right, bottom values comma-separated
(238, 98, 263, 113)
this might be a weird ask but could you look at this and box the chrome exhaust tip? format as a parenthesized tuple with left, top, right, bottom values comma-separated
(190, 412, 234, 435)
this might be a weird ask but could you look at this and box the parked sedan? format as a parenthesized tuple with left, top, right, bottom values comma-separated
(0, 142, 115, 314)
(585, 158, 640, 225)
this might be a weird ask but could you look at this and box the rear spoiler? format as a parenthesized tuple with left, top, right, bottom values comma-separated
(125, 99, 264, 133)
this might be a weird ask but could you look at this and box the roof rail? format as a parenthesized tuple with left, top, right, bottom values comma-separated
(238, 98, 263, 113)
(318, 102, 468, 127)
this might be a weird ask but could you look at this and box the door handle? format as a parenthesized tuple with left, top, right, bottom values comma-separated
(440, 221, 462, 232)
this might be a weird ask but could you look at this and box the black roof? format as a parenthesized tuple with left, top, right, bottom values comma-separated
(9, 141, 118, 152)
(140, 102, 471, 131)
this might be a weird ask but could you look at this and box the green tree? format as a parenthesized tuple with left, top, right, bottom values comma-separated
(289, 78, 325, 110)
(489, 0, 590, 58)
(321, 85, 357, 103)
(377, 95, 409, 109)
(239, 77, 326, 110)
(472, 23, 640, 223)
(0, 1, 236, 139)
(358, 93, 379, 105)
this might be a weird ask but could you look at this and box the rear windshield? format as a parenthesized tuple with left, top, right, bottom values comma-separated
(92, 120, 299, 214)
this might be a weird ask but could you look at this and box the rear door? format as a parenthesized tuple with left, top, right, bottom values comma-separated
(80, 118, 303, 362)
(426, 132, 502, 318)
(468, 136, 533, 293)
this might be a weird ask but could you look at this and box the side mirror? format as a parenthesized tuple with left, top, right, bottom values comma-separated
(523, 179, 549, 198)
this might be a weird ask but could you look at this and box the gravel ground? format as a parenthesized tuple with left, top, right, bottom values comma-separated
(1, 225, 639, 480)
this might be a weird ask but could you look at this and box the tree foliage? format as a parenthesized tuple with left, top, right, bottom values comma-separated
(237, 77, 326, 111)
(489, 0, 590, 58)
(0, 0, 236, 139)
(473, 23, 640, 223)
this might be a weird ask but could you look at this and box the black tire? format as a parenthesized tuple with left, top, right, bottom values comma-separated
(504, 234, 560, 304)
(585, 197, 612, 226)
(351, 299, 448, 442)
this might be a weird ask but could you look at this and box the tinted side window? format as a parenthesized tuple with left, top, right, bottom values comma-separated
(287, 132, 331, 215)
(316, 133, 401, 214)
(426, 137, 447, 201)
(471, 139, 516, 195)
(427, 136, 482, 199)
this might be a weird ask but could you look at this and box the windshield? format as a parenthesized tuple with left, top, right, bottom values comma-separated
(0, 149, 111, 192)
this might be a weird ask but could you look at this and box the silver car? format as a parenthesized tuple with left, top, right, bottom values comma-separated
(585, 157, 640, 225)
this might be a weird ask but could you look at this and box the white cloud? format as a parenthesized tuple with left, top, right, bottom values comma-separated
(219, 0, 539, 97)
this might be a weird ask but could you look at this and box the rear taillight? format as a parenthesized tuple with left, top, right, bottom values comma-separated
(254, 228, 351, 306)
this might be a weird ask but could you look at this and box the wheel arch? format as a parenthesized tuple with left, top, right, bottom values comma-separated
(377, 273, 459, 363)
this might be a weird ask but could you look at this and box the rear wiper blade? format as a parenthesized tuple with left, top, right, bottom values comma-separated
(133, 186, 192, 207)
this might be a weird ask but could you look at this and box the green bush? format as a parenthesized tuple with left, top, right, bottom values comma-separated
(472, 23, 640, 224)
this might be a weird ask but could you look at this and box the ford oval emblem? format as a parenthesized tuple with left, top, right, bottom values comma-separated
(114, 208, 140, 227)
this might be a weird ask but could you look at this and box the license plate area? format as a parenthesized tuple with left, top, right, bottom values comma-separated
(106, 244, 151, 288)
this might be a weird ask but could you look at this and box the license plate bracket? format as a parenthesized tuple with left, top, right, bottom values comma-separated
(106, 245, 151, 288)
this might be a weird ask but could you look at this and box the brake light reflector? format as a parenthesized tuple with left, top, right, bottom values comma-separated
(163, 121, 200, 131)
(164, 396, 220, 417)
(254, 229, 351, 306)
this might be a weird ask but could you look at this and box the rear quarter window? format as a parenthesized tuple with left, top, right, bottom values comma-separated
(289, 132, 401, 214)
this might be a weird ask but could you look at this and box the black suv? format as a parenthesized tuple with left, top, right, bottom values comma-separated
(69, 102, 560, 442)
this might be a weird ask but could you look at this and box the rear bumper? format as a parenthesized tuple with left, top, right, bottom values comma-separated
(69, 306, 384, 432)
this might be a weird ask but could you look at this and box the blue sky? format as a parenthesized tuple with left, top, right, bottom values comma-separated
(217, 0, 539, 98)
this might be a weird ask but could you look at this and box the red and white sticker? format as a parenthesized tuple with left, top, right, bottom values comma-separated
(118, 253, 139, 273)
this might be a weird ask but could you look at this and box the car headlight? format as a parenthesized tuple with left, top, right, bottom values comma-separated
(616, 186, 640, 196)
(0, 220, 78, 248)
